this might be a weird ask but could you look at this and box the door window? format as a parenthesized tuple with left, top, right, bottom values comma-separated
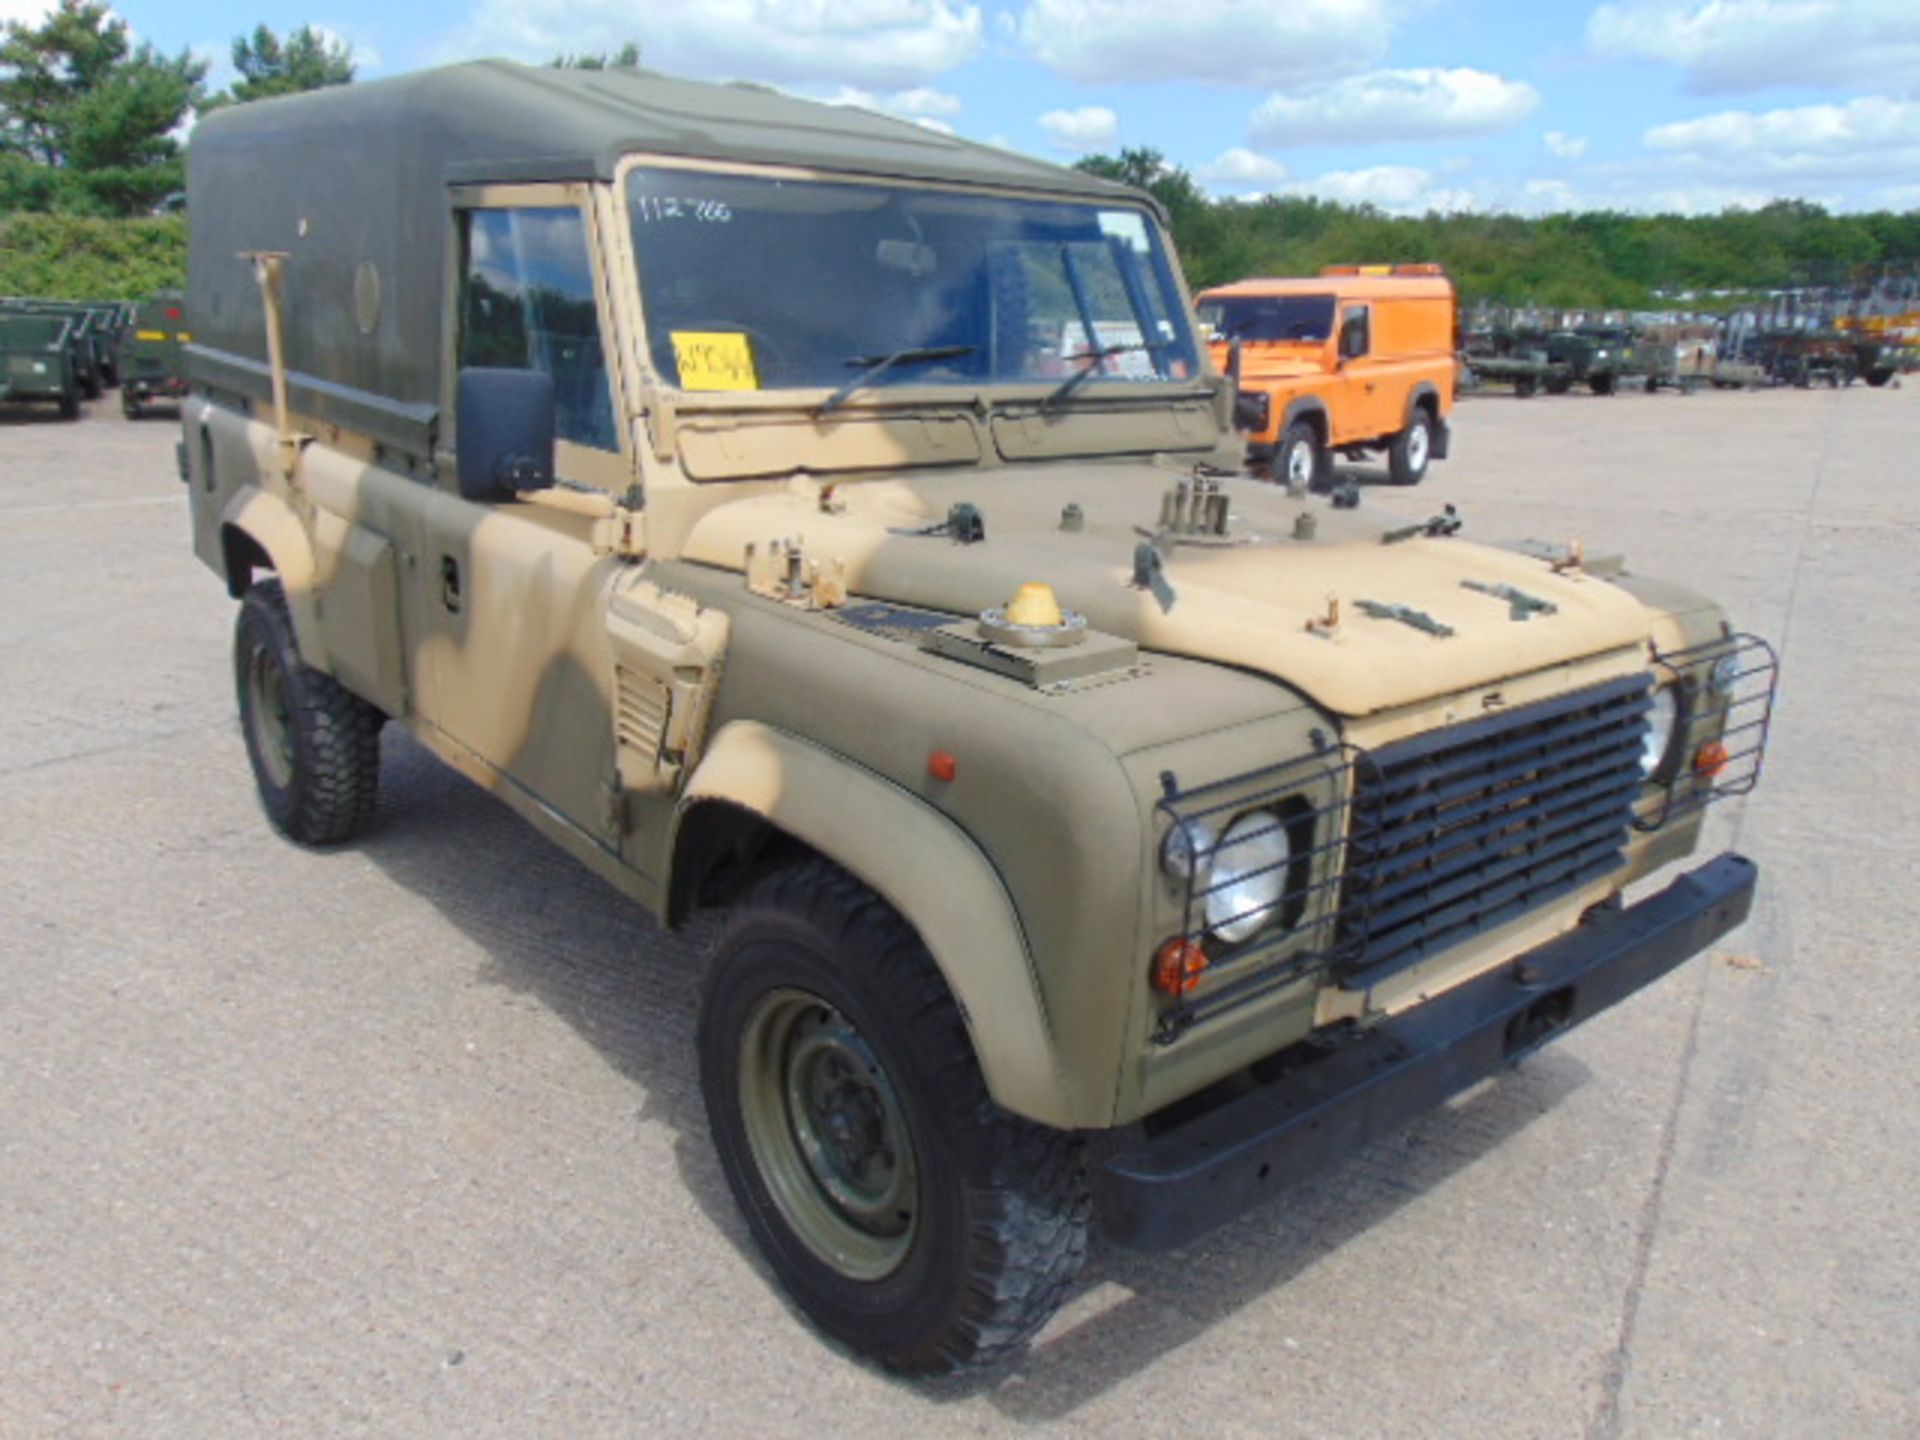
(459, 207, 617, 451)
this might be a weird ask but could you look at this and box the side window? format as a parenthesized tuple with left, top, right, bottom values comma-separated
(459, 207, 617, 451)
(1341, 304, 1372, 358)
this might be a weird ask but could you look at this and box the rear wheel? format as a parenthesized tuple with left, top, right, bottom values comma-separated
(1386, 408, 1433, 485)
(1515, 376, 1538, 399)
(233, 579, 384, 844)
(699, 860, 1089, 1375)
(57, 392, 79, 420)
(122, 392, 142, 420)
(1590, 372, 1616, 396)
(1544, 375, 1571, 396)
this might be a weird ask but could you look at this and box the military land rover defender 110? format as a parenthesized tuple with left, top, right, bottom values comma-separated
(183, 64, 1774, 1374)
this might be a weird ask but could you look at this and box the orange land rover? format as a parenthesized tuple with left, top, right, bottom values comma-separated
(1198, 265, 1457, 487)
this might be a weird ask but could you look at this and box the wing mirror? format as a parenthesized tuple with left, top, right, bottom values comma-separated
(456, 368, 555, 501)
(1338, 315, 1369, 360)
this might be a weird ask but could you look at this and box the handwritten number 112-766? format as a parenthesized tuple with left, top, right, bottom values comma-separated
(635, 196, 733, 224)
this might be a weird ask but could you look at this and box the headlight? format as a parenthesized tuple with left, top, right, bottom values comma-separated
(1641, 686, 1680, 778)
(1205, 809, 1291, 944)
(1160, 817, 1214, 884)
(1708, 652, 1741, 695)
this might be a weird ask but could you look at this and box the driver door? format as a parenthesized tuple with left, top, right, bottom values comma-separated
(414, 183, 633, 842)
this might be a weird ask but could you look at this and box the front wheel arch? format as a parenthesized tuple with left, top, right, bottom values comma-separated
(672, 721, 1079, 1129)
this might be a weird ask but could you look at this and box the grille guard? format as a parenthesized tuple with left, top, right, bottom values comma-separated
(1635, 632, 1778, 831)
(1152, 639, 1776, 1043)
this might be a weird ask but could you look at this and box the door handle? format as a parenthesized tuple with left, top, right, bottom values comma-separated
(440, 555, 462, 613)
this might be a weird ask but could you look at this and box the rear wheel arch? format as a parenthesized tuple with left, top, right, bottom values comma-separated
(217, 490, 329, 671)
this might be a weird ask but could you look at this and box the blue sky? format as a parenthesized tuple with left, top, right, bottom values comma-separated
(62, 1, 1920, 214)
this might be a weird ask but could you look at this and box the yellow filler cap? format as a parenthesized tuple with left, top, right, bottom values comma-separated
(1004, 583, 1065, 628)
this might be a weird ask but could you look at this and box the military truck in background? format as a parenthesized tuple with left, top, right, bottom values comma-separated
(1198, 265, 1455, 485)
(183, 63, 1774, 1374)
(120, 291, 191, 418)
(2, 299, 114, 396)
(0, 312, 83, 419)
(1544, 324, 1638, 396)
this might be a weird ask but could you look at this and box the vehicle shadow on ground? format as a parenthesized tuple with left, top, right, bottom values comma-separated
(0, 406, 87, 425)
(358, 728, 1591, 1420)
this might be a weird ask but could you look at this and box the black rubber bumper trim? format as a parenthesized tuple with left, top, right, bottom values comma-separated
(1095, 853, 1757, 1250)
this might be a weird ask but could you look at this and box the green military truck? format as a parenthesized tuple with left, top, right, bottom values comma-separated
(183, 63, 1775, 1373)
(3, 299, 113, 397)
(120, 291, 191, 418)
(1544, 325, 1636, 395)
(0, 312, 83, 419)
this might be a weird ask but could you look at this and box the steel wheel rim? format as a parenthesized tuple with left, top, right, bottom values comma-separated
(1285, 440, 1314, 487)
(1406, 421, 1429, 472)
(738, 988, 919, 1280)
(245, 642, 295, 789)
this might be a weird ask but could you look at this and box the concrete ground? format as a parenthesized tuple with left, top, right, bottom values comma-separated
(1, 381, 1915, 1439)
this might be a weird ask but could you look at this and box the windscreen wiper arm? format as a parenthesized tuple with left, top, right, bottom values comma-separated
(817, 344, 976, 416)
(1042, 342, 1153, 412)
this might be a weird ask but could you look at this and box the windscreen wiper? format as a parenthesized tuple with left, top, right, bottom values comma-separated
(1041, 342, 1153, 412)
(817, 344, 976, 416)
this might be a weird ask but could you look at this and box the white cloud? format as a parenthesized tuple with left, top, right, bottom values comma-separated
(1249, 69, 1540, 147)
(0, 1, 53, 24)
(1543, 130, 1587, 159)
(1521, 178, 1579, 212)
(819, 84, 963, 124)
(1644, 96, 1920, 180)
(446, 0, 983, 89)
(312, 24, 382, 73)
(1587, 1, 1920, 94)
(1015, 0, 1398, 87)
(1286, 165, 1478, 214)
(1037, 104, 1118, 153)
(1198, 147, 1292, 193)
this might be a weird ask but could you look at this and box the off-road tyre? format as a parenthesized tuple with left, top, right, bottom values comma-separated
(1589, 372, 1616, 396)
(122, 393, 142, 420)
(57, 392, 79, 420)
(1866, 368, 1893, 388)
(1514, 375, 1538, 399)
(233, 579, 383, 845)
(1276, 419, 1323, 490)
(1543, 375, 1571, 396)
(699, 859, 1090, 1375)
(1385, 407, 1433, 485)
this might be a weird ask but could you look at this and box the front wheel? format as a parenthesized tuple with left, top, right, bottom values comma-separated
(1275, 419, 1323, 490)
(233, 579, 384, 844)
(1590, 372, 1616, 396)
(699, 860, 1089, 1375)
(1386, 408, 1433, 485)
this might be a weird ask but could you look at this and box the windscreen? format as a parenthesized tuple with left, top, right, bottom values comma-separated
(1198, 294, 1337, 343)
(627, 167, 1199, 395)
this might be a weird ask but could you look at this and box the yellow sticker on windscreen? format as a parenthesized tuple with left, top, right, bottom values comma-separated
(672, 331, 759, 391)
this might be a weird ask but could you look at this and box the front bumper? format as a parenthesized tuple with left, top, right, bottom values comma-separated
(1095, 852, 1757, 1249)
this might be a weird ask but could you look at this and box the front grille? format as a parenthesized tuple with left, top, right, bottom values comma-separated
(1336, 674, 1651, 987)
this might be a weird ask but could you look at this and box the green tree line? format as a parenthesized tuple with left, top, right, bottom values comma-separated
(1079, 149, 1920, 308)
